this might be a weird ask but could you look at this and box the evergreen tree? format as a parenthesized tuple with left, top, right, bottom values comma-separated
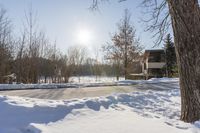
(164, 34, 177, 77)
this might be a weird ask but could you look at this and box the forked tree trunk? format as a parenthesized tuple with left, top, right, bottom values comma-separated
(167, 0, 200, 122)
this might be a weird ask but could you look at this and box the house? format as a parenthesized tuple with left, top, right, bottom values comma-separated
(142, 49, 166, 79)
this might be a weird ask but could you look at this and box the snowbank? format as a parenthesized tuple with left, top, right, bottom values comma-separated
(0, 87, 199, 133)
(69, 76, 125, 83)
(117, 77, 179, 85)
(0, 83, 79, 90)
(147, 77, 179, 83)
(0, 82, 124, 90)
(0, 76, 125, 90)
(0, 77, 179, 90)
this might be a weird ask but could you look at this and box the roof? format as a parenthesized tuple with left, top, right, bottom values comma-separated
(143, 49, 165, 61)
(145, 49, 164, 53)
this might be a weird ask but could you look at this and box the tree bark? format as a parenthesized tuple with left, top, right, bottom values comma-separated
(167, 0, 200, 122)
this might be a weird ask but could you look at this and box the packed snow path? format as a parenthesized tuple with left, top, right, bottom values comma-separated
(0, 81, 179, 100)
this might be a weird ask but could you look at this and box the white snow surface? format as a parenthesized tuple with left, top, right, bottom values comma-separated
(69, 76, 125, 83)
(0, 76, 125, 90)
(0, 83, 199, 133)
(0, 77, 179, 90)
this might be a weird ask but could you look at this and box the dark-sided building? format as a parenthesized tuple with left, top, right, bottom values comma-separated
(142, 49, 166, 79)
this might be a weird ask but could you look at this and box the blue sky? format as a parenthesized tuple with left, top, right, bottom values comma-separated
(0, 0, 162, 56)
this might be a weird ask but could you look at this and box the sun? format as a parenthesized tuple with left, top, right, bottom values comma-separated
(77, 29, 92, 45)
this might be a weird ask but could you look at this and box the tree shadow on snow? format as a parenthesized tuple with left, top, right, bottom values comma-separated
(0, 89, 195, 132)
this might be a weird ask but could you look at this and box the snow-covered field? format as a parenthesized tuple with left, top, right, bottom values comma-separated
(0, 78, 199, 133)
(0, 76, 125, 90)
(0, 77, 179, 90)
(69, 76, 125, 83)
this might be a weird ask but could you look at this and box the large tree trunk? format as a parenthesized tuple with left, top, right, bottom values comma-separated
(168, 0, 200, 122)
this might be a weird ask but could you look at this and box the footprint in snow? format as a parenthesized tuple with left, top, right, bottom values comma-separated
(110, 105, 125, 111)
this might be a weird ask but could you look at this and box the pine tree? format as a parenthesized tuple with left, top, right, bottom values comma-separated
(164, 34, 177, 77)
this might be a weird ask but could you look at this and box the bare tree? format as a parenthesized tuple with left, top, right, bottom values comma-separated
(58, 48, 77, 83)
(72, 46, 87, 83)
(141, 0, 170, 45)
(103, 43, 122, 80)
(12, 6, 55, 84)
(0, 8, 13, 83)
(22, 7, 39, 83)
(93, 46, 102, 81)
(15, 31, 26, 83)
(20, 6, 52, 83)
(103, 9, 143, 79)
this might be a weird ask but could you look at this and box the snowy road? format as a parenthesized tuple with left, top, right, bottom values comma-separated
(0, 82, 179, 100)
(0, 86, 135, 100)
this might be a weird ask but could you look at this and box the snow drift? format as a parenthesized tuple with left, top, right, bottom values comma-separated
(0, 87, 199, 133)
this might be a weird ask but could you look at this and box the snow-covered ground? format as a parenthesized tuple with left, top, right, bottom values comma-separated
(0, 76, 125, 90)
(0, 79, 199, 133)
(0, 77, 179, 90)
(69, 76, 125, 83)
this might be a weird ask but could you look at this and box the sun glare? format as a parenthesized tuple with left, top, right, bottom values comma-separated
(77, 29, 92, 45)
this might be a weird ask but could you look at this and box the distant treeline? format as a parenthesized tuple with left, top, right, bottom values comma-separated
(0, 7, 126, 84)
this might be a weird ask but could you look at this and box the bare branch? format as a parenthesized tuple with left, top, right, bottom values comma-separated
(90, 0, 126, 11)
(141, 0, 171, 46)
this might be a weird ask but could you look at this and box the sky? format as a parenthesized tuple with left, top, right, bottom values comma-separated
(0, 0, 162, 57)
